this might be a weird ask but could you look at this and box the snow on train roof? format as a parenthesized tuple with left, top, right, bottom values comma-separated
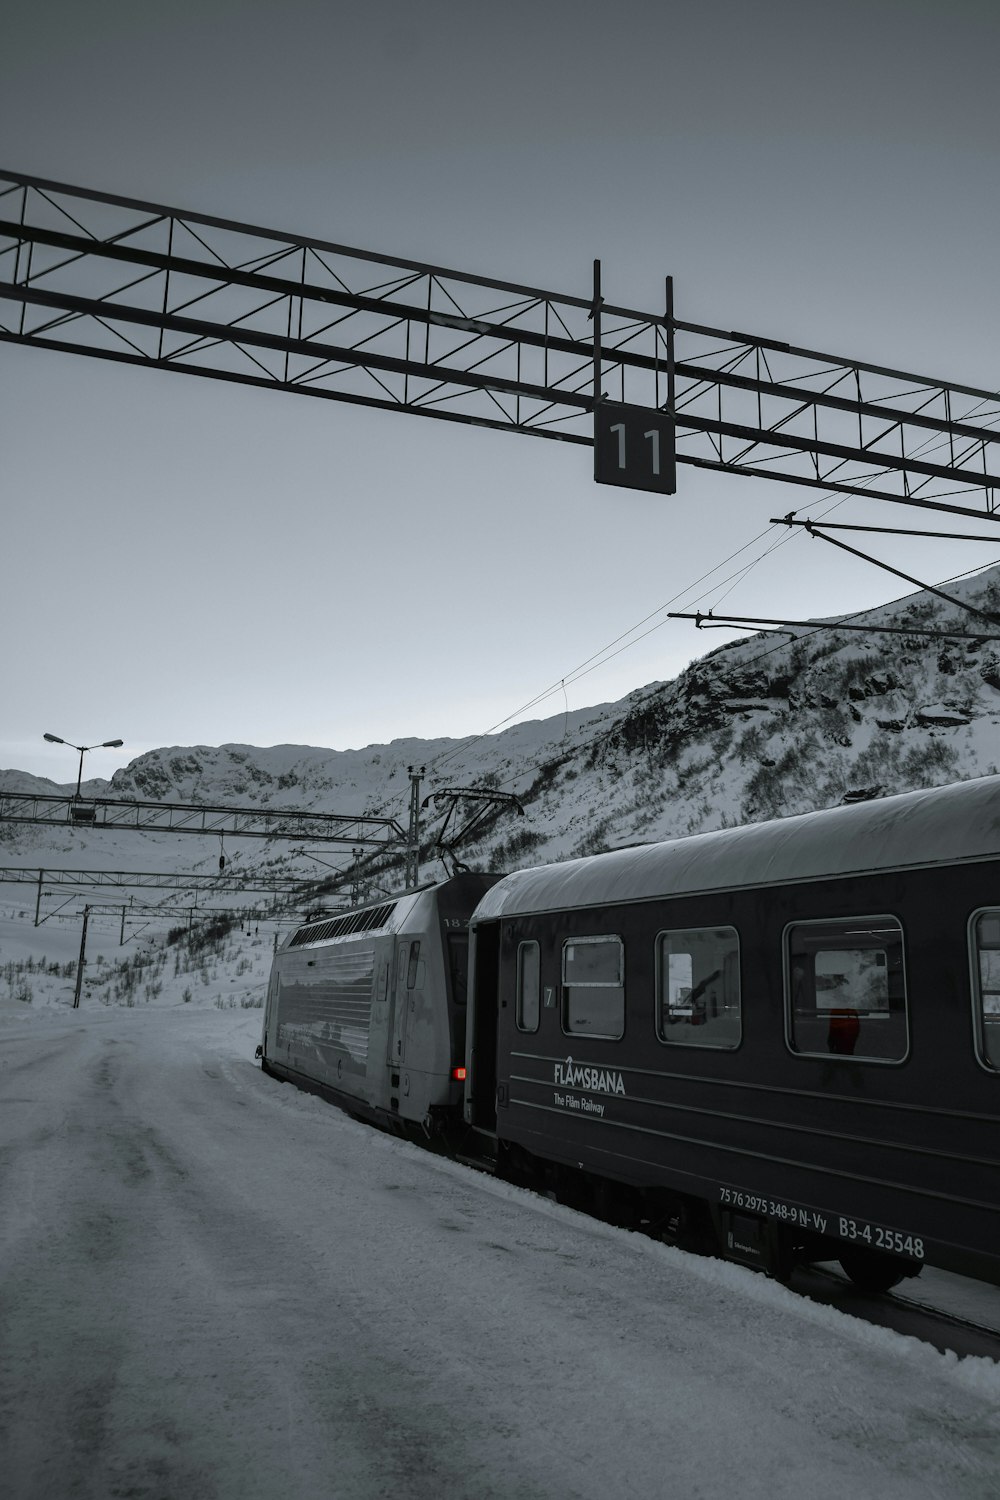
(473, 775, 1000, 921)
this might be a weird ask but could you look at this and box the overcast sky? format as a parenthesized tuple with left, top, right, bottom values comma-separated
(4, 0, 1000, 784)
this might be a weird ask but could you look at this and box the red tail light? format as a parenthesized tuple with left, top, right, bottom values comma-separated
(451, 1066, 467, 1081)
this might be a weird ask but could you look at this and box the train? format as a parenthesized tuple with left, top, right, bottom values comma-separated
(259, 773, 1000, 1294)
(259, 873, 499, 1133)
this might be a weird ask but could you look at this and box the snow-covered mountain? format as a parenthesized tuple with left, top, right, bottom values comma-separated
(6, 563, 1000, 899)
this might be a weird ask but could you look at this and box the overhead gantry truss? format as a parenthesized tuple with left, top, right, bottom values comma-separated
(0, 790, 405, 846)
(2, 168, 1000, 518)
(0, 866, 313, 894)
(79, 902, 301, 921)
(1, 866, 318, 926)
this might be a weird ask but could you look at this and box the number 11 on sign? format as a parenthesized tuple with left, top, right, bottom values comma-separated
(609, 423, 663, 476)
(595, 403, 676, 494)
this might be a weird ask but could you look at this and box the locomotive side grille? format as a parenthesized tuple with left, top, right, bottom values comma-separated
(277, 948, 375, 1065)
(289, 901, 397, 947)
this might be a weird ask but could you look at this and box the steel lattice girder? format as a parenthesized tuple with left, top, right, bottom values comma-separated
(78, 902, 300, 920)
(0, 791, 405, 845)
(0, 867, 316, 893)
(2, 168, 1000, 517)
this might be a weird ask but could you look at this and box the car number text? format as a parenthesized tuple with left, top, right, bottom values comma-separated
(719, 1186, 924, 1259)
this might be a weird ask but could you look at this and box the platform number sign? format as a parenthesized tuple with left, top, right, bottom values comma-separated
(595, 402, 676, 495)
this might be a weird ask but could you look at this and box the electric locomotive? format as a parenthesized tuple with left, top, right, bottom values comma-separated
(260, 872, 498, 1133)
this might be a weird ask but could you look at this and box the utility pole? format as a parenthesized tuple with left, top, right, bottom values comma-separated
(350, 847, 364, 906)
(72, 905, 90, 1009)
(405, 766, 424, 891)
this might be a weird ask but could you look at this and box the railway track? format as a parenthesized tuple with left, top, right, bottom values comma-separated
(793, 1263, 1000, 1361)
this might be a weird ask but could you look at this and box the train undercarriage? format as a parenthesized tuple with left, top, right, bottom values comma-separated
(492, 1139, 923, 1295)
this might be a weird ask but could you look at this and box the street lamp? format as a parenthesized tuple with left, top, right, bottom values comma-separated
(43, 733, 124, 798)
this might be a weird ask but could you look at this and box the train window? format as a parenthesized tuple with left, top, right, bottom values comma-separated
(406, 941, 422, 990)
(785, 917, 907, 1063)
(562, 936, 624, 1039)
(655, 927, 741, 1049)
(969, 910, 1000, 1072)
(516, 941, 540, 1032)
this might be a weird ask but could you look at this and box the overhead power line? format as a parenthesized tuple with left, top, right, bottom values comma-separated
(668, 610, 1000, 643)
(776, 519, 1000, 631)
(771, 517, 1000, 544)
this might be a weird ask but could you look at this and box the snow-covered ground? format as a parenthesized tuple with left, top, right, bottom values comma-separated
(0, 906, 278, 1013)
(2, 978, 1000, 1499)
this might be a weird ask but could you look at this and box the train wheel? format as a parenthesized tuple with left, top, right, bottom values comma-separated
(838, 1248, 913, 1294)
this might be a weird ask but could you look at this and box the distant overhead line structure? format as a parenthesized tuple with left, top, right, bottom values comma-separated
(0, 866, 315, 928)
(2, 168, 1000, 518)
(0, 867, 311, 894)
(0, 791, 405, 846)
(81, 903, 301, 921)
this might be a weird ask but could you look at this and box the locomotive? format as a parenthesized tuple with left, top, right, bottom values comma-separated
(260, 873, 498, 1133)
(261, 774, 1000, 1293)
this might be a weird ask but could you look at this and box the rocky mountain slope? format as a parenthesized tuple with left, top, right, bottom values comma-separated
(6, 563, 1000, 900)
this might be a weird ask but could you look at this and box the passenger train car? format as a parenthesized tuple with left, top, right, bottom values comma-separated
(464, 775, 1000, 1290)
(260, 873, 498, 1132)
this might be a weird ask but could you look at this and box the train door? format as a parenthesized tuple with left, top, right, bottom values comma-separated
(387, 940, 409, 1066)
(262, 967, 281, 1061)
(465, 919, 501, 1132)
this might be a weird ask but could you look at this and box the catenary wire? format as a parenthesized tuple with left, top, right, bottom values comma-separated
(361, 404, 1000, 847)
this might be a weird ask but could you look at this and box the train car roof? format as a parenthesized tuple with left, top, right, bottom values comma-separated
(472, 774, 1000, 921)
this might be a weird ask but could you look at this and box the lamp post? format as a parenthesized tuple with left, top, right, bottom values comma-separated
(42, 734, 123, 1009)
(43, 733, 124, 797)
